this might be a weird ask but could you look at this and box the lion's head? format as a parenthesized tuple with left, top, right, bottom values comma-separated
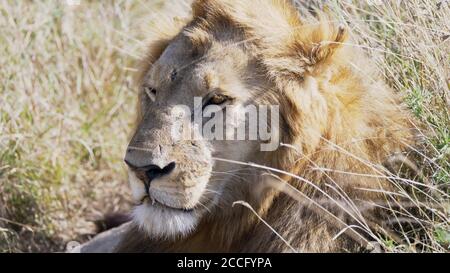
(124, 5, 277, 238)
(123, 0, 414, 248)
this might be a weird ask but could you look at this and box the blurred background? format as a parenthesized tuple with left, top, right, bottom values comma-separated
(0, 0, 449, 252)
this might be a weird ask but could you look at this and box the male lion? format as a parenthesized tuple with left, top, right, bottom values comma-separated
(116, 0, 415, 252)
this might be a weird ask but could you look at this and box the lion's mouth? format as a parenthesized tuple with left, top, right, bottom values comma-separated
(138, 195, 195, 213)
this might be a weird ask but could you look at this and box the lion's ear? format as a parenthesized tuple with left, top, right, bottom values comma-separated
(290, 19, 348, 74)
(260, 12, 348, 82)
(306, 24, 348, 66)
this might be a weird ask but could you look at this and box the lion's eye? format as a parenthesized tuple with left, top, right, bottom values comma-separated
(143, 86, 156, 101)
(170, 69, 177, 82)
(205, 94, 230, 106)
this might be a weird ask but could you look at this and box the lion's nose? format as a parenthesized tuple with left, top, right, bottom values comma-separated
(143, 162, 176, 181)
(125, 160, 176, 184)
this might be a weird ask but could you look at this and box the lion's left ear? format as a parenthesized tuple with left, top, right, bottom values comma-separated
(306, 24, 348, 67)
(260, 14, 348, 83)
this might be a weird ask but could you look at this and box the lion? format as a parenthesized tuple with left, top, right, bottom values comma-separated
(115, 0, 415, 253)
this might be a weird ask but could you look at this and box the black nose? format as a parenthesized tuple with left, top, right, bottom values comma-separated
(144, 162, 176, 181)
(125, 160, 176, 182)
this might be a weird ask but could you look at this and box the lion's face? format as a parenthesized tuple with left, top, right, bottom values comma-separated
(125, 34, 275, 238)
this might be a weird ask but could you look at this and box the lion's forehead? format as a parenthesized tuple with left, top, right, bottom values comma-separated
(151, 36, 248, 83)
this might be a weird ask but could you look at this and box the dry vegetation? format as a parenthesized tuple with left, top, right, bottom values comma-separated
(0, 0, 449, 252)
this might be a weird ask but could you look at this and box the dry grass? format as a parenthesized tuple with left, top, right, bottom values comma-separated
(0, 0, 448, 252)
(0, 0, 147, 252)
(320, 0, 449, 252)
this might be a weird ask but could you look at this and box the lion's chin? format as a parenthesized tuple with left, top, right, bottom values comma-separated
(132, 202, 199, 239)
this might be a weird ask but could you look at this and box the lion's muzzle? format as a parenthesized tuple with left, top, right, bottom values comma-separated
(124, 160, 177, 196)
(124, 107, 213, 212)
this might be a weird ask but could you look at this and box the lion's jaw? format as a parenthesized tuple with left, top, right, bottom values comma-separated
(129, 170, 208, 238)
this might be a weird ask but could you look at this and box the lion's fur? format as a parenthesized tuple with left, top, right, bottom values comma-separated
(116, 0, 415, 252)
